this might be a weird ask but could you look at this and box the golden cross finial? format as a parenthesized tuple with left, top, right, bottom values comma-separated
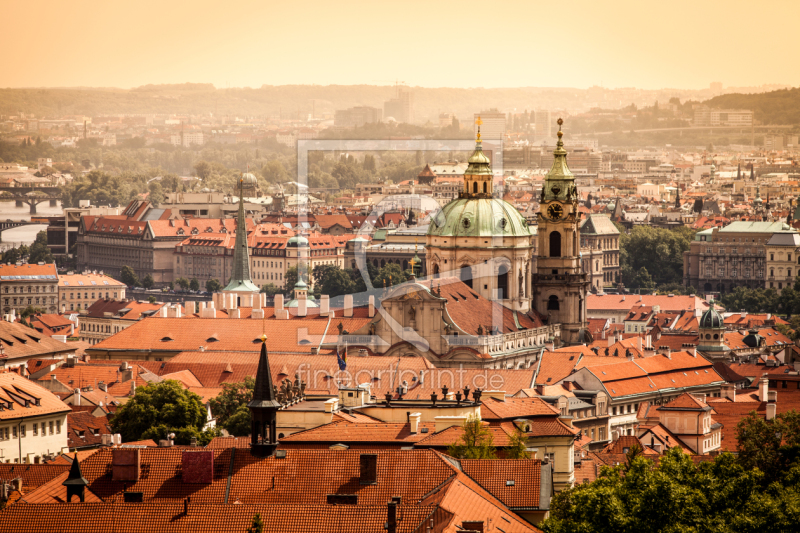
(475, 116, 482, 143)
(557, 117, 564, 140)
(475, 116, 483, 127)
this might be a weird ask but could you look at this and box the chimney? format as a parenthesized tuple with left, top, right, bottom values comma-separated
(721, 383, 736, 401)
(251, 308, 264, 319)
(344, 294, 353, 317)
(741, 309, 746, 319)
(112, 449, 140, 481)
(386, 500, 398, 533)
(636, 336, 642, 352)
(70, 323, 75, 335)
(535, 384, 545, 395)
(608, 335, 615, 347)
(368, 295, 375, 318)
(275, 294, 284, 312)
(297, 298, 307, 317)
(181, 451, 214, 483)
(319, 295, 329, 316)
(766, 403, 776, 420)
(74, 388, 81, 406)
(563, 381, 574, 392)
(758, 377, 769, 402)
(409, 412, 421, 434)
(359, 454, 377, 485)
(131, 380, 136, 396)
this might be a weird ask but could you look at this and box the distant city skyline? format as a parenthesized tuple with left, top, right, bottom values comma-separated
(1, 0, 797, 91)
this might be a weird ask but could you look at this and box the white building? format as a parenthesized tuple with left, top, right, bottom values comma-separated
(0, 374, 71, 463)
(473, 111, 506, 140)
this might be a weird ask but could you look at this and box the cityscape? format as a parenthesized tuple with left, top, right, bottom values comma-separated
(1, 1, 800, 532)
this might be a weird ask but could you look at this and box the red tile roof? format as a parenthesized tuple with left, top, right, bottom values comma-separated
(460, 459, 542, 509)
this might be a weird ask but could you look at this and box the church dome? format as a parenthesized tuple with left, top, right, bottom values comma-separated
(699, 307, 724, 329)
(427, 197, 531, 238)
(241, 173, 258, 186)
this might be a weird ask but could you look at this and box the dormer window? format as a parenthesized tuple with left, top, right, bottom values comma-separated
(160, 336, 174, 342)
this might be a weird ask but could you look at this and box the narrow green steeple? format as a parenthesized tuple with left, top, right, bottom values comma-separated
(541, 118, 576, 203)
(223, 175, 260, 292)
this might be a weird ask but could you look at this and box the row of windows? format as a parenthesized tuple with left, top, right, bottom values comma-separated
(4, 297, 56, 306)
(65, 292, 118, 300)
(2, 285, 55, 294)
(0, 419, 61, 440)
(611, 403, 639, 416)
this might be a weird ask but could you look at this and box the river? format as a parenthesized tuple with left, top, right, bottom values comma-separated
(0, 200, 63, 250)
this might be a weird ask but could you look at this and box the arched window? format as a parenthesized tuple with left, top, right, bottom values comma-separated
(483, 182, 487, 193)
(789, 269, 793, 278)
(771, 268, 774, 277)
(547, 295, 559, 310)
(433, 264, 440, 278)
(402, 260, 408, 271)
(497, 264, 508, 299)
(460, 265, 473, 289)
(549, 231, 562, 257)
(473, 182, 478, 194)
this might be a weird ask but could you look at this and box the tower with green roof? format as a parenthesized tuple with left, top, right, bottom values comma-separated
(532, 118, 590, 345)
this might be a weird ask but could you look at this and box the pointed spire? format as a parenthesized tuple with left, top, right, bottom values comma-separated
(750, 164, 755, 181)
(675, 186, 681, 209)
(248, 338, 281, 409)
(543, 118, 574, 202)
(737, 163, 741, 180)
(63, 453, 88, 503)
(223, 175, 259, 293)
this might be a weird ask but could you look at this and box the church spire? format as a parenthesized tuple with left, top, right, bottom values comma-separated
(542, 118, 575, 203)
(462, 116, 493, 199)
(223, 175, 259, 293)
(248, 337, 282, 456)
(63, 453, 88, 503)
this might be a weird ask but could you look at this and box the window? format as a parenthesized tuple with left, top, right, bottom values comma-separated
(20, 425, 25, 437)
(33, 423, 37, 436)
(49, 421, 54, 435)
(56, 420, 61, 434)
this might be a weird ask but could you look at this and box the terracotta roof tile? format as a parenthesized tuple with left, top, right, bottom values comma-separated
(460, 459, 542, 508)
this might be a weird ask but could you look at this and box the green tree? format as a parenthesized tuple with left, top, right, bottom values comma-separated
(175, 277, 190, 290)
(618, 226, 694, 288)
(148, 296, 157, 304)
(448, 414, 497, 459)
(120, 265, 140, 287)
(372, 262, 410, 290)
(314, 264, 356, 297)
(541, 447, 799, 533)
(194, 160, 212, 180)
(260, 283, 281, 297)
(209, 377, 255, 436)
(736, 410, 800, 484)
(19, 306, 44, 320)
(148, 181, 165, 206)
(205, 278, 222, 292)
(142, 274, 154, 289)
(189, 278, 200, 291)
(110, 380, 215, 445)
(505, 427, 531, 459)
(27, 231, 54, 264)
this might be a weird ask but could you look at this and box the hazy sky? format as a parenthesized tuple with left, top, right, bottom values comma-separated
(2, 0, 797, 90)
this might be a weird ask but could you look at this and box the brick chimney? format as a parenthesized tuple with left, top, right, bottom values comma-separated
(344, 294, 353, 318)
(721, 383, 736, 401)
(386, 500, 398, 533)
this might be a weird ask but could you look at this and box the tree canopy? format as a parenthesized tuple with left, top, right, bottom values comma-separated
(109, 380, 218, 446)
(208, 377, 255, 437)
(619, 226, 695, 290)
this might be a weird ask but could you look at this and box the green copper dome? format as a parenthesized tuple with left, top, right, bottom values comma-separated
(699, 307, 724, 329)
(427, 197, 531, 238)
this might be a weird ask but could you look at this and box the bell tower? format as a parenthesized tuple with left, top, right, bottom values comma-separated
(532, 119, 589, 345)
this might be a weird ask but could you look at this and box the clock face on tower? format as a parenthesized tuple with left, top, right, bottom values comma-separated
(547, 204, 564, 221)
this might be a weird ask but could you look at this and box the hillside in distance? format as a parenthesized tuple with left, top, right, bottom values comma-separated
(705, 87, 800, 125)
(0, 84, 591, 122)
